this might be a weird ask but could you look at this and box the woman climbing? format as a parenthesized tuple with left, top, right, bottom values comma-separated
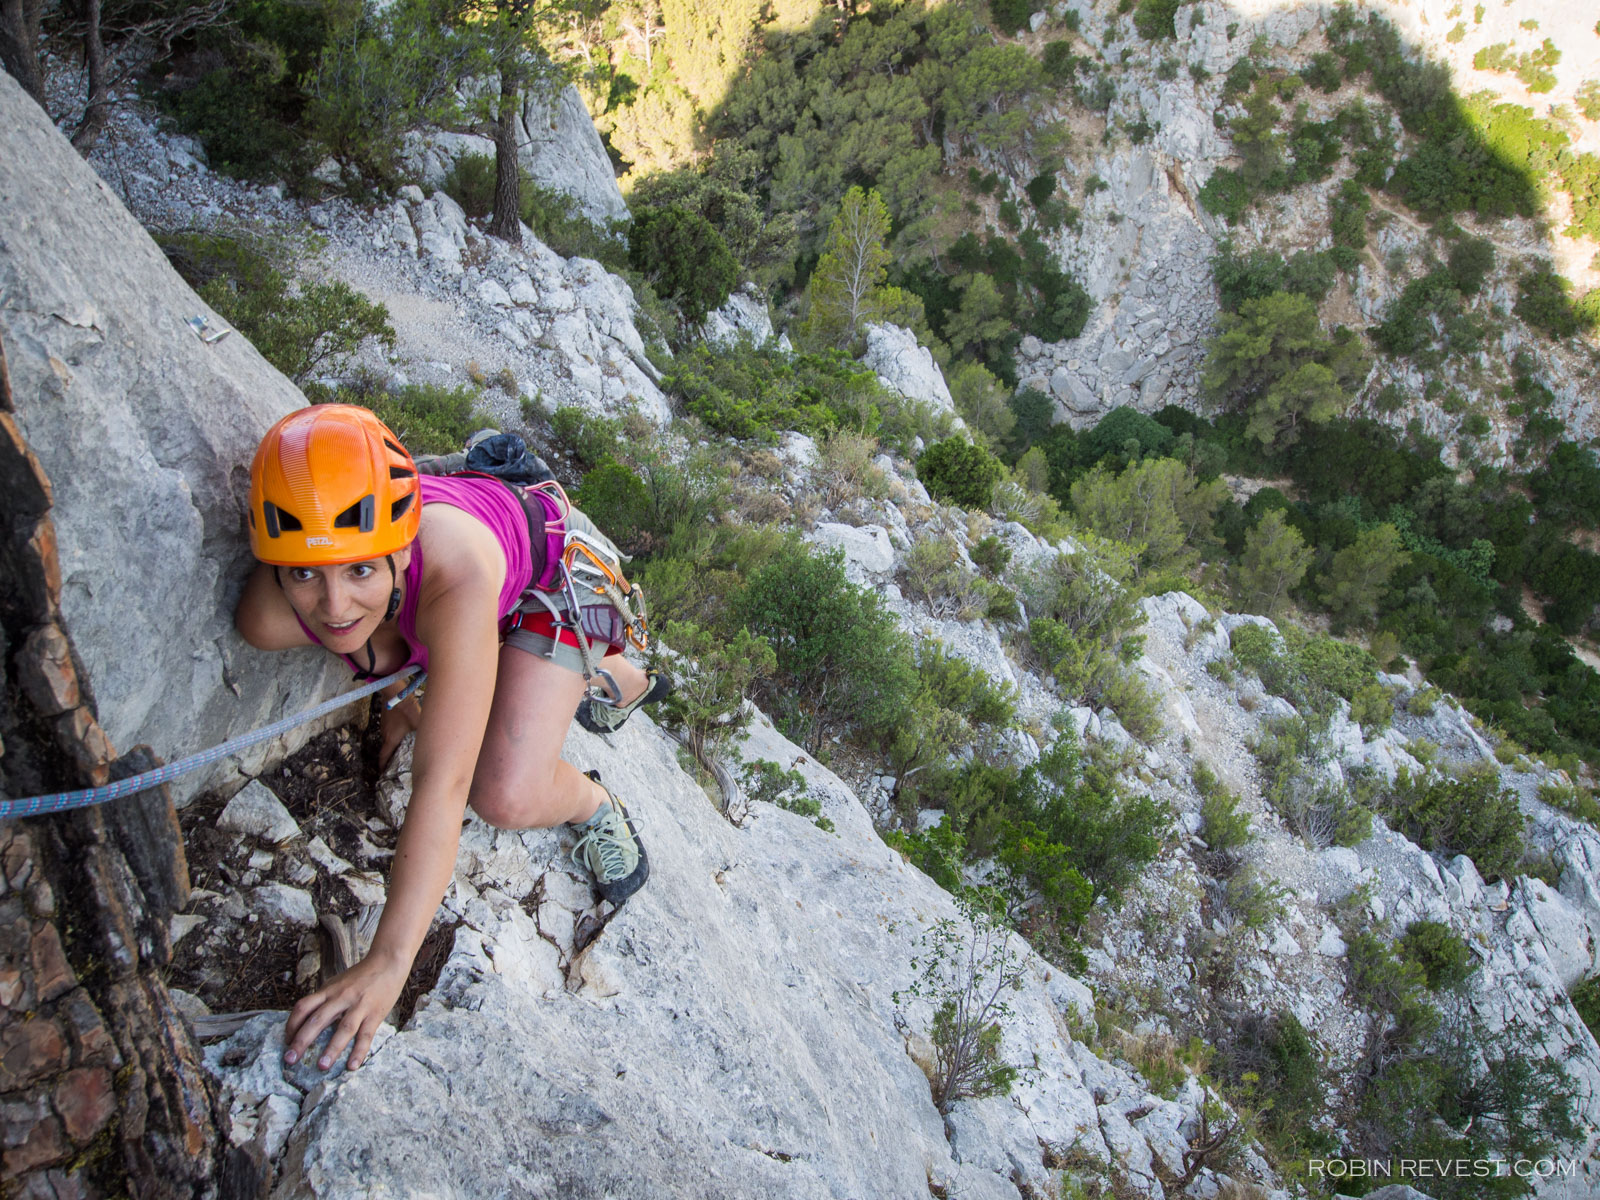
(234, 404, 670, 1074)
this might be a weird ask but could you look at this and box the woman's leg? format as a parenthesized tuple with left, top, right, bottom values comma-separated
(468, 644, 603, 829)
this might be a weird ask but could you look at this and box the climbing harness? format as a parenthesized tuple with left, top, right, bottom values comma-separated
(495, 475, 650, 708)
(0, 666, 422, 821)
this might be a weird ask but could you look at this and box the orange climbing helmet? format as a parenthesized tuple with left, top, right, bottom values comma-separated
(248, 405, 420, 566)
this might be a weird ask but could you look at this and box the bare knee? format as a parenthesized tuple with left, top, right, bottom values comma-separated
(468, 763, 574, 830)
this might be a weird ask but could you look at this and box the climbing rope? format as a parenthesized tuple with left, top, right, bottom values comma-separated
(0, 666, 422, 821)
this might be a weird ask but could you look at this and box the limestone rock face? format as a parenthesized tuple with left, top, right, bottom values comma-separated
(861, 323, 958, 418)
(259, 716, 1119, 1200)
(805, 522, 898, 585)
(703, 285, 775, 347)
(0, 70, 343, 802)
(517, 84, 629, 227)
(400, 85, 626, 228)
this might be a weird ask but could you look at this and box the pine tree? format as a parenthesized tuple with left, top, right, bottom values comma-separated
(1320, 524, 1410, 628)
(1235, 509, 1313, 616)
(797, 186, 892, 350)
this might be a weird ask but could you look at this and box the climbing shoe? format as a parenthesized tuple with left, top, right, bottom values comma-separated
(568, 770, 649, 904)
(575, 670, 674, 736)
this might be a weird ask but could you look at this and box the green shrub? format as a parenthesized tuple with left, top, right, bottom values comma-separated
(440, 151, 497, 219)
(919, 644, 1017, 730)
(660, 619, 776, 765)
(1211, 1010, 1330, 1159)
(1304, 51, 1343, 91)
(1349, 681, 1394, 732)
(1346, 929, 1439, 1048)
(737, 540, 917, 749)
(664, 341, 935, 449)
(1132, 0, 1180, 41)
(1197, 767, 1253, 854)
(166, 230, 394, 385)
(902, 538, 987, 620)
(1397, 919, 1476, 991)
(628, 207, 739, 327)
(1198, 168, 1250, 223)
(970, 535, 1012, 577)
(1407, 684, 1441, 716)
(1041, 40, 1082, 83)
(547, 406, 623, 472)
(918, 438, 1006, 510)
(1015, 726, 1168, 906)
(1537, 778, 1600, 824)
(740, 758, 828, 828)
(358, 381, 493, 455)
(1574, 977, 1600, 1040)
(573, 457, 651, 553)
(1084, 406, 1174, 465)
(1383, 768, 1525, 880)
(1028, 618, 1121, 705)
(1515, 261, 1594, 340)
(988, 0, 1033, 35)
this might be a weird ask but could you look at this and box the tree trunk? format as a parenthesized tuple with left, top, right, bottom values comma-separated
(70, 0, 110, 154)
(488, 66, 522, 246)
(0, 0, 46, 109)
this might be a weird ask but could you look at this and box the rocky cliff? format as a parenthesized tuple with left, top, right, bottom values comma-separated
(1008, 0, 1598, 462)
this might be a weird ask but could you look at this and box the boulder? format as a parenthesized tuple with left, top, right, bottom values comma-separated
(0, 70, 342, 804)
(805, 522, 897, 584)
(861, 323, 957, 417)
(703, 286, 775, 347)
(217, 782, 301, 845)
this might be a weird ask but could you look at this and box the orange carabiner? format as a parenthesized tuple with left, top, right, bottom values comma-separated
(563, 539, 621, 594)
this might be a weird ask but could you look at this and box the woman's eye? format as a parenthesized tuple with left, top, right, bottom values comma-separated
(288, 569, 316, 584)
(350, 564, 376, 579)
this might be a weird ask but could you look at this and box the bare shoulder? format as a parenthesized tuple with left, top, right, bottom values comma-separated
(414, 503, 507, 610)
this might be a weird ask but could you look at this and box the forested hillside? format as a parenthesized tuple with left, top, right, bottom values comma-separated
(34, 0, 1593, 769)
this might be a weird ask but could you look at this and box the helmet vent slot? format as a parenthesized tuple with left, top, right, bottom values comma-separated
(389, 465, 415, 480)
(391, 493, 416, 523)
(262, 502, 302, 536)
(334, 495, 377, 532)
(383, 438, 406, 457)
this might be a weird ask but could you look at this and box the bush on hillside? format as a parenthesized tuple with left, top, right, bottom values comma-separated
(357, 381, 493, 455)
(628, 207, 739, 327)
(918, 438, 1006, 510)
(1382, 768, 1524, 880)
(1397, 920, 1476, 991)
(182, 244, 394, 385)
(736, 541, 917, 749)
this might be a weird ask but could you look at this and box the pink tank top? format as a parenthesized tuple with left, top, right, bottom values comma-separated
(295, 475, 536, 676)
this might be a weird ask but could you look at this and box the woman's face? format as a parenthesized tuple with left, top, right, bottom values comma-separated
(279, 551, 408, 649)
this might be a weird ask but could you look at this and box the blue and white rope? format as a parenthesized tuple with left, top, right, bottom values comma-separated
(0, 666, 421, 821)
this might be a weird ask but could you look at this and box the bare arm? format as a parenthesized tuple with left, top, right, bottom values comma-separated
(235, 562, 315, 650)
(283, 520, 506, 1070)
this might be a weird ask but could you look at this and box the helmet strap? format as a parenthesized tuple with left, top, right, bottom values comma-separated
(383, 555, 401, 622)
